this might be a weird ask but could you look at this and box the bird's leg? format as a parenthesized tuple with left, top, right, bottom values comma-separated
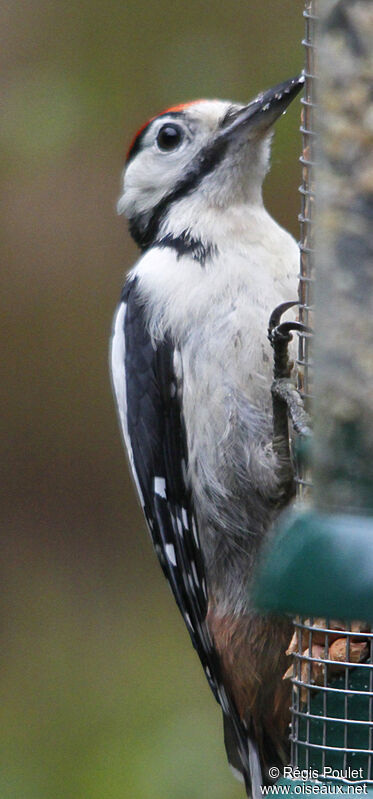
(268, 302, 312, 497)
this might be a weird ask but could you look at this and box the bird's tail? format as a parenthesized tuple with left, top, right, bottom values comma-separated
(223, 713, 263, 799)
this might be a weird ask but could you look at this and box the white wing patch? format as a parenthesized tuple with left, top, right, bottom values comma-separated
(154, 476, 167, 498)
(110, 301, 145, 506)
(165, 543, 177, 566)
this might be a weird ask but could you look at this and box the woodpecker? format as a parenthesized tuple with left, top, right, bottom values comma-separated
(110, 75, 305, 798)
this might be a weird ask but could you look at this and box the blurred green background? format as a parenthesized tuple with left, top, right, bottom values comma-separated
(1, 2, 302, 797)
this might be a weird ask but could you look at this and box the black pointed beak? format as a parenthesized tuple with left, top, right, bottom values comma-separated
(220, 74, 304, 141)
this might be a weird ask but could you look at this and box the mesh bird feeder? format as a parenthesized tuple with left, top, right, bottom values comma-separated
(254, 0, 373, 791)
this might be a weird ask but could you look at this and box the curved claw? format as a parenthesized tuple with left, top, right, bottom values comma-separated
(273, 320, 313, 340)
(268, 301, 299, 335)
(268, 298, 313, 344)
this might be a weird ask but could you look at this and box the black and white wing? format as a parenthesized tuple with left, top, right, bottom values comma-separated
(110, 276, 260, 797)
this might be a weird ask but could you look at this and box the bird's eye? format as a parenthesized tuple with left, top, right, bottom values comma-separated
(156, 124, 184, 152)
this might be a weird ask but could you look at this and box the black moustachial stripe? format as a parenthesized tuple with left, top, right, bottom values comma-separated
(156, 231, 217, 267)
(128, 134, 229, 251)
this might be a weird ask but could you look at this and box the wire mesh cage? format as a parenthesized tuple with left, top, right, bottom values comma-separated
(294, 0, 316, 502)
(287, 0, 373, 784)
(297, 0, 316, 414)
(290, 619, 373, 781)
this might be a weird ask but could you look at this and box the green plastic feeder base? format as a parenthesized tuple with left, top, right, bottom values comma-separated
(253, 509, 373, 622)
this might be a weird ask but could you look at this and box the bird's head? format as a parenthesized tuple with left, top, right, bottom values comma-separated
(118, 75, 304, 251)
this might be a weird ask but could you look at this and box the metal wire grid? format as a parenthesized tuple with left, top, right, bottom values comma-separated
(290, 619, 373, 782)
(294, 0, 317, 498)
(290, 0, 373, 780)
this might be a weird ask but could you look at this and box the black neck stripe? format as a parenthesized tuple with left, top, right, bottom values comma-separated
(155, 231, 217, 267)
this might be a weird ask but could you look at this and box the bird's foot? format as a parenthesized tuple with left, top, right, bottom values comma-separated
(268, 301, 312, 439)
(267, 302, 312, 501)
(268, 301, 307, 381)
(271, 377, 312, 439)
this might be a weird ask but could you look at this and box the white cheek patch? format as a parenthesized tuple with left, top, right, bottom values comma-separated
(117, 100, 234, 222)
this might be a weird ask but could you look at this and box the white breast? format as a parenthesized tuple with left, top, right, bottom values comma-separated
(132, 203, 299, 388)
